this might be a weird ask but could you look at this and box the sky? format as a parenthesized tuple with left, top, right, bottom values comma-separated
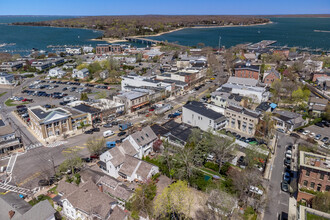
(0, 0, 329, 16)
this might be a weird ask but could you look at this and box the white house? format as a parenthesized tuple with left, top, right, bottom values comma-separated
(72, 68, 89, 79)
(99, 139, 159, 182)
(48, 67, 66, 78)
(182, 101, 227, 131)
(0, 72, 15, 85)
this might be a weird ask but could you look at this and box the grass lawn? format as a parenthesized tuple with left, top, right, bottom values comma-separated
(0, 92, 7, 97)
(28, 194, 52, 206)
(306, 212, 329, 220)
(200, 167, 220, 176)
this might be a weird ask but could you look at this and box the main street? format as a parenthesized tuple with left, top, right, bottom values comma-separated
(264, 133, 293, 220)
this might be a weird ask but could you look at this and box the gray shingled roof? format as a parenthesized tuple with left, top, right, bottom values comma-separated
(130, 126, 157, 147)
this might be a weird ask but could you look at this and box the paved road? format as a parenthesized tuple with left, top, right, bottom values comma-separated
(264, 133, 292, 220)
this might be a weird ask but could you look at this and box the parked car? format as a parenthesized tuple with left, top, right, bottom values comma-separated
(103, 123, 112, 128)
(91, 127, 100, 132)
(315, 122, 324, 127)
(321, 137, 329, 143)
(290, 133, 300, 139)
(284, 158, 291, 166)
(302, 130, 310, 135)
(38, 179, 52, 186)
(84, 129, 93, 134)
(283, 172, 291, 183)
(117, 131, 126, 137)
(281, 181, 289, 192)
(315, 134, 322, 140)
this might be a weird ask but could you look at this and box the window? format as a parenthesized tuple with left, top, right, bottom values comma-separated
(320, 173, 324, 180)
(145, 133, 149, 137)
(141, 136, 144, 140)
(209, 120, 212, 125)
(303, 180, 308, 186)
(317, 184, 322, 192)
(306, 170, 310, 176)
(326, 185, 330, 192)
(310, 182, 315, 188)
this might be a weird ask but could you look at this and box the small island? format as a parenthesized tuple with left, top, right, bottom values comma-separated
(11, 15, 270, 40)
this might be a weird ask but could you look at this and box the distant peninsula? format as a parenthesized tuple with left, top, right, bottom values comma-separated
(11, 15, 270, 39)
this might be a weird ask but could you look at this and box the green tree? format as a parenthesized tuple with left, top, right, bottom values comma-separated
(86, 136, 106, 156)
(88, 61, 102, 74)
(58, 153, 83, 176)
(311, 192, 330, 214)
(79, 121, 86, 132)
(154, 180, 194, 219)
(80, 92, 88, 101)
(292, 88, 305, 102)
(128, 180, 157, 219)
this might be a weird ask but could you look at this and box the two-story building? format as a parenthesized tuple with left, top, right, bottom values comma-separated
(113, 91, 149, 113)
(48, 67, 66, 78)
(0, 61, 24, 72)
(0, 118, 23, 155)
(72, 103, 103, 125)
(224, 105, 260, 137)
(297, 151, 330, 204)
(72, 68, 89, 79)
(308, 97, 328, 117)
(263, 68, 281, 85)
(234, 62, 260, 80)
(182, 101, 227, 132)
(211, 91, 243, 108)
(0, 72, 15, 85)
(272, 110, 306, 132)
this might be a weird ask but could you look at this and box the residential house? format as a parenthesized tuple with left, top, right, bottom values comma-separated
(297, 151, 330, 204)
(0, 61, 24, 72)
(255, 102, 275, 113)
(48, 67, 66, 78)
(28, 106, 89, 141)
(263, 68, 280, 85)
(113, 91, 149, 113)
(0, 72, 15, 85)
(31, 60, 52, 71)
(272, 110, 306, 132)
(0, 192, 55, 220)
(72, 68, 89, 79)
(0, 118, 23, 155)
(57, 180, 125, 220)
(224, 105, 260, 137)
(234, 62, 260, 80)
(99, 139, 159, 182)
(288, 51, 303, 61)
(309, 97, 328, 117)
(182, 101, 227, 132)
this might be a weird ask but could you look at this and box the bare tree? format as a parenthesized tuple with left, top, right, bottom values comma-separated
(212, 136, 234, 173)
(86, 136, 106, 156)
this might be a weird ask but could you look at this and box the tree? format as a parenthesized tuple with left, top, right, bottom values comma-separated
(176, 142, 195, 180)
(58, 153, 83, 176)
(292, 88, 305, 102)
(206, 189, 237, 218)
(80, 92, 88, 101)
(79, 121, 86, 132)
(128, 180, 157, 219)
(212, 136, 234, 173)
(154, 180, 194, 219)
(311, 192, 330, 214)
(270, 79, 282, 102)
(86, 137, 106, 156)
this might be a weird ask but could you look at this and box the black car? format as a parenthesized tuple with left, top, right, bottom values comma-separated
(322, 120, 330, 127)
(38, 179, 53, 186)
(315, 122, 324, 127)
(289, 133, 300, 139)
(91, 127, 100, 132)
(116, 139, 122, 144)
(297, 129, 304, 133)
(62, 87, 67, 91)
(84, 130, 93, 134)
(240, 137, 246, 142)
(287, 145, 292, 151)
(117, 131, 126, 137)
(235, 134, 241, 139)
(82, 157, 92, 163)
(281, 181, 289, 192)
(284, 158, 291, 166)
(112, 121, 119, 125)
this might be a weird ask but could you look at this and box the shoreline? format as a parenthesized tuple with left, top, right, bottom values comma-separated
(92, 21, 273, 44)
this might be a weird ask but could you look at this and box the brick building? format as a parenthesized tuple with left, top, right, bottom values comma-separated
(263, 68, 280, 85)
(297, 151, 330, 204)
(234, 62, 260, 80)
(96, 44, 123, 55)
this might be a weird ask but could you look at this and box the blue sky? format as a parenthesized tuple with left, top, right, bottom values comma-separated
(0, 0, 329, 15)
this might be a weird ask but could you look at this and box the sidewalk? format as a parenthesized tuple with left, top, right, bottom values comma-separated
(263, 137, 276, 180)
(288, 197, 297, 220)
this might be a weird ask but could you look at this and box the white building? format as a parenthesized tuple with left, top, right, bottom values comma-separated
(48, 67, 66, 78)
(121, 73, 172, 92)
(182, 101, 227, 131)
(304, 59, 323, 72)
(72, 68, 89, 79)
(0, 72, 15, 85)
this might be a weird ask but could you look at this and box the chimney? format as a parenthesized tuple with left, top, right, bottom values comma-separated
(9, 210, 15, 219)
(98, 183, 103, 193)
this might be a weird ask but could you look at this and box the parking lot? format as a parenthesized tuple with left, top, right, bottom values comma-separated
(300, 124, 330, 144)
(17, 80, 120, 107)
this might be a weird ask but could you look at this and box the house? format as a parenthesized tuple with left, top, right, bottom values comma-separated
(263, 68, 280, 85)
(57, 180, 125, 220)
(234, 62, 260, 80)
(0, 61, 24, 72)
(211, 91, 243, 108)
(309, 97, 328, 117)
(99, 139, 159, 182)
(182, 101, 227, 132)
(48, 67, 66, 78)
(72, 68, 89, 79)
(255, 102, 274, 113)
(0, 72, 15, 85)
(0, 118, 23, 155)
(31, 60, 52, 71)
(28, 106, 89, 141)
(0, 192, 56, 220)
(113, 91, 149, 113)
(125, 126, 158, 157)
(297, 151, 330, 205)
(224, 105, 260, 137)
(272, 110, 306, 132)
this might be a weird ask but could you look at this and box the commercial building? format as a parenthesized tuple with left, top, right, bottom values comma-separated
(96, 44, 123, 55)
(0, 61, 24, 72)
(121, 73, 173, 92)
(113, 91, 149, 113)
(182, 101, 227, 131)
(0, 72, 15, 85)
(234, 62, 260, 80)
(28, 106, 89, 141)
(211, 91, 243, 108)
(224, 105, 260, 137)
(72, 103, 103, 125)
(0, 118, 23, 155)
(297, 151, 330, 204)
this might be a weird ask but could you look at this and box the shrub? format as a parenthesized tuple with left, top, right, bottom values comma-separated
(204, 162, 219, 172)
(220, 162, 231, 176)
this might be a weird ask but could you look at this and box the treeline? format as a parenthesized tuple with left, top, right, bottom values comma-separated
(12, 15, 269, 38)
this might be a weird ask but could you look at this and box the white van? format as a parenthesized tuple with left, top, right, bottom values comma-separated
(103, 130, 114, 138)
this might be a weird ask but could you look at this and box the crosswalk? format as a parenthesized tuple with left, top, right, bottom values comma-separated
(26, 143, 43, 151)
(46, 141, 68, 148)
(0, 182, 34, 195)
(6, 153, 18, 174)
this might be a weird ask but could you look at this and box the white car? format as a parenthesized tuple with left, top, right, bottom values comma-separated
(309, 132, 316, 138)
(249, 186, 263, 195)
(285, 153, 292, 159)
(302, 130, 310, 135)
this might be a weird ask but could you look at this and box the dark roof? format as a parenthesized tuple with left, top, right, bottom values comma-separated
(255, 102, 271, 112)
(227, 105, 260, 118)
(183, 101, 225, 120)
(228, 93, 243, 102)
(0, 119, 5, 127)
(234, 63, 260, 72)
(162, 120, 181, 130)
(73, 104, 100, 114)
(150, 124, 170, 136)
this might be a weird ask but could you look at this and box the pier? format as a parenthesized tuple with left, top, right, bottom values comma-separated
(125, 37, 187, 48)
